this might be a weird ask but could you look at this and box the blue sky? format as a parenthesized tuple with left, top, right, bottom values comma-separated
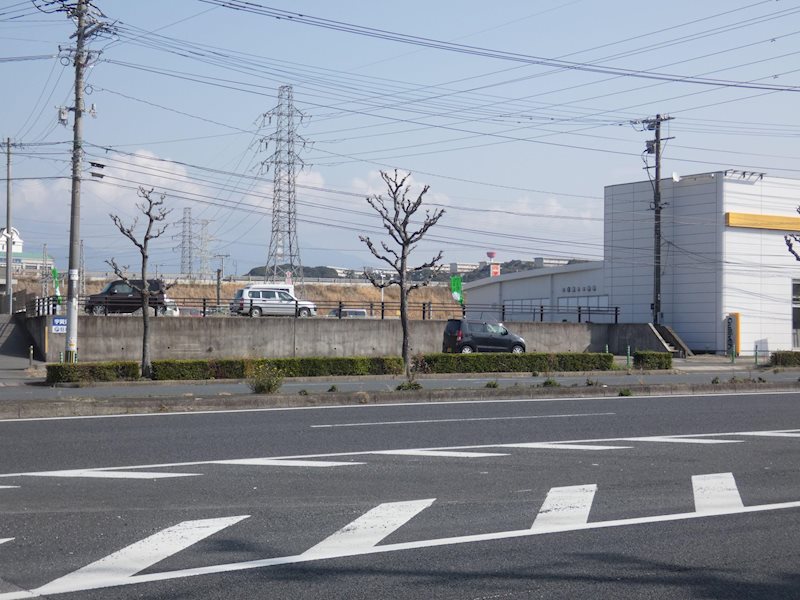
(2, 0, 800, 276)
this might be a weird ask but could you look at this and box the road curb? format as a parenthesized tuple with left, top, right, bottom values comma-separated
(2, 379, 798, 420)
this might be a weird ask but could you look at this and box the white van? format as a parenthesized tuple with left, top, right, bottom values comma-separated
(231, 284, 316, 318)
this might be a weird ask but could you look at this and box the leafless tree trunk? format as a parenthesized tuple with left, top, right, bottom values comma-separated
(786, 207, 800, 261)
(107, 187, 171, 379)
(359, 170, 445, 379)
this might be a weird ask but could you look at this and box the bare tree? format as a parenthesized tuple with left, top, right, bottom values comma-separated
(107, 187, 171, 379)
(359, 170, 445, 379)
(786, 208, 800, 261)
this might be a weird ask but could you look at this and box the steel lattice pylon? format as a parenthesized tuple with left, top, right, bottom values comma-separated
(262, 85, 306, 284)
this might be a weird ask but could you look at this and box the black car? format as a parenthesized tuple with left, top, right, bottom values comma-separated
(442, 318, 526, 354)
(85, 279, 169, 315)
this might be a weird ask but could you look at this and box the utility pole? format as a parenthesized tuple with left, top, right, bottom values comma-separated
(63, 0, 88, 363)
(633, 114, 673, 325)
(214, 254, 229, 307)
(5, 138, 11, 315)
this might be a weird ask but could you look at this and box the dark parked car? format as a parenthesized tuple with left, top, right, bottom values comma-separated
(85, 279, 169, 315)
(442, 319, 526, 354)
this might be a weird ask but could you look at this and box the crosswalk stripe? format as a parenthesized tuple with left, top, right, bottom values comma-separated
(302, 499, 435, 558)
(692, 473, 744, 513)
(501, 443, 631, 451)
(531, 484, 597, 532)
(371, 450, 508, 458)
(623, 436, 740, 444)
(24, 470, 201, 480)
(32, 516, 248, 597)
(212, 458, 363, 467)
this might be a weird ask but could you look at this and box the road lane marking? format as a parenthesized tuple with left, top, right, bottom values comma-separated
(692, 473, 744, 513)
(1, 427, 796, 480)
(0, 485, 19, 489)
(211, 458, 363, 467)
(499, 443, 631, 451)
(0, 538, 12, 546)
(735, 431, 800, 438)
(302, 499, 435, 559)
(6, 496, 800, 598)
(371, 450, 508, 458)
(310, 412, 616, 428)
(621, 436, 742, 444)
(23, 516, 249, 598)
(531, 484, 597, 532)
(23, 470, 201, 480)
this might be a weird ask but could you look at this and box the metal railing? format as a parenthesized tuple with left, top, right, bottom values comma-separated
(25, 295, 620, 323)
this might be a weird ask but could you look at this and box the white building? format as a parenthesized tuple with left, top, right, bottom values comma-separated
(0, 227, 54, 275)
(465, 171, 800, 355)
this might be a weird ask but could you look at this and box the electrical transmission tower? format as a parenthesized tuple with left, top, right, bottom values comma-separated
(260, 85, 308, 284)
(173, 207, 193, 278)
(197, 219, 211, 280)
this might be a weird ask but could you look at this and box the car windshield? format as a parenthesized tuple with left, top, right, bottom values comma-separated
(99, 282, 114, 294)
(233, 289, 243, 300)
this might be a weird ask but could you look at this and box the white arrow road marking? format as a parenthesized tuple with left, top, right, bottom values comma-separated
(17, 516, 249, 599)
(371, 450, 508, 458)
(302, 499, 435, 559)
(499, 442, 631, 451)
(211, 458, 363, 467)
(693, 473, 744, 513)
(623, 436, 741, 444)
(23, 470, 201, 480)
(531, 485, 597, 533)
(3, 494, 800, 598)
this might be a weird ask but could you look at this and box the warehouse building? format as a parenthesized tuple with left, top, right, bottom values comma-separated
(464, 170, 800, 355)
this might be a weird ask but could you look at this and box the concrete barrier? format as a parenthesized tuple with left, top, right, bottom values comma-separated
(27, 315, 671, 362)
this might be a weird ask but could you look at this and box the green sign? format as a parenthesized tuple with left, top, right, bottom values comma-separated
(450, 275, 463, 305)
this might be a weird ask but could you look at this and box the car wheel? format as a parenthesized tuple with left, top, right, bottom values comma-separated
(460, 345, 475, 354)
(91, 305, 107, 316)
(511, 344, 525, 354)
(297, 307, 311, 318)
(250, 307, 262, 318)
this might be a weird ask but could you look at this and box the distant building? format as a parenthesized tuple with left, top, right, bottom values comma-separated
(0, 227, 54, 275)
(449, 262, 479, 274)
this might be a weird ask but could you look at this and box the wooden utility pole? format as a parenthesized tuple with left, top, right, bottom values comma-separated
(5, 138, 11, 314)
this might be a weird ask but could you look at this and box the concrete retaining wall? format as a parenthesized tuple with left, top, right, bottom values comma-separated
(27, 316, 673, 363)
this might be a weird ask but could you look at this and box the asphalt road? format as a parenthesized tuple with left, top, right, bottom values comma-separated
(0, 390, 798, 598)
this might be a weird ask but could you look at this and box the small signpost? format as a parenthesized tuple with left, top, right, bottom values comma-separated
(52, 316, 67, 334)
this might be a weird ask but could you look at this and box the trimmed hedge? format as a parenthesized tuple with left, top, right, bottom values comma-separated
(46, 361, 140, 384)
(47, 352, 614, 383)
(633, 351, 672, 370)
(419, 352, 613, 374)
(771, 351, 800, 366)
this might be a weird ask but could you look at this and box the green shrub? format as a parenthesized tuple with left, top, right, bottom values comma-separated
(422, 352, 612, 374)
(46, 361, 140, 384)
(248, 363, 284, 394)
(396, 380, 422, 391)
(542, 377, 560, 387)
(327, 385, 338, 393)
(771, 351, 800, 367)
(711, 376, 720, 385)
(298, 389, 308, 396)
(485, 380, 499, 388)
(151, 359, 211, 381)
(618, 388, 633, 396)
(632, 351, 672, 370)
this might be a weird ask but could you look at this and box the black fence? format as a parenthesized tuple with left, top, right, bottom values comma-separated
(25, 296, 620, 324)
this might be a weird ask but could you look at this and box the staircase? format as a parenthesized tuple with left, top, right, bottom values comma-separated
(653, 324, 693, 358)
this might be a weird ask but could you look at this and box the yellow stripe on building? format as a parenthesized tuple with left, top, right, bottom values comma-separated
(725, 212, 800, 232)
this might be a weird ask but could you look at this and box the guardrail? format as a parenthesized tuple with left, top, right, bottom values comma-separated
(25, 295, 620, 323)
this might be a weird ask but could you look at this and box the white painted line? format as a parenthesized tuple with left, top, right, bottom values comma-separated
(212, 458, 363, 467)
(692, 473, 744, 513)
(531, 484, 597, 532)
(0, 485, 19, 489)
(371, 450, 508, 458)
(23, 470, 201, 480)
(500, 443, 632, 451)
(735, 432, 800, 438)
(311, 412, 616, 428)
(28, 516, 248, 598)
(7, 498, 800, 598)
(302, 499, 435, 559)
(622, 436, 742, 445)
(0, 538, 13, 546)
